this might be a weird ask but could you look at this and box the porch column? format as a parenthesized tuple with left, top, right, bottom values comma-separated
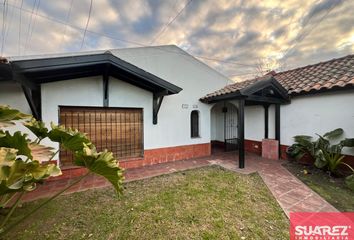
(275, 104, 281, 159)
(238, 99, 245, 168)
(263, 104, 269, 139)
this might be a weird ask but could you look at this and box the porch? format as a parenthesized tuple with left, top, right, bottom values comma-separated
(205, 76, 291, 169)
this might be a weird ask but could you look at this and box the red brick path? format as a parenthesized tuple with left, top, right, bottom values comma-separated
(205, 152, 338, 216)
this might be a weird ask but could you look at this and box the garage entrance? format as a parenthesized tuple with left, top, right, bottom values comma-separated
(59, 106, 143, 166)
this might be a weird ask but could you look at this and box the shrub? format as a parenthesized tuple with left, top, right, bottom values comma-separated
(287, 128, 354, 191)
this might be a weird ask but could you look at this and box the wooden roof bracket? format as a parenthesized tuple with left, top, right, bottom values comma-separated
(103, 64, 110, 107)
(12, 71, 42, 120)
(153, 90, 168, 125)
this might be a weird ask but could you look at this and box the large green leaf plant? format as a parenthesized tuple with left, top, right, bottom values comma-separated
(0, 105, 124, 235)
(288, 128, 354, 190)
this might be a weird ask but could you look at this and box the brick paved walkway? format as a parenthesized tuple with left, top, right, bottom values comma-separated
(125, 151, 337, 217)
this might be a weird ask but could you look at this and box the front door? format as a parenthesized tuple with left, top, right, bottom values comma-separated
(224, 105, 238, 151)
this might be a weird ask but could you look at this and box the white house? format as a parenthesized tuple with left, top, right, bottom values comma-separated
(0, 45, 353, 171)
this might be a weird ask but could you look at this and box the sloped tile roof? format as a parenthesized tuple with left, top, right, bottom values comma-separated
(201, 54, 354, 101)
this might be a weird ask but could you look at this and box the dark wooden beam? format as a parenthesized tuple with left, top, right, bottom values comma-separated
(264, 104, 269, 139)
(246, 95, 288, 104)
(22, 85, 41, 120)
(275, 104, 281, 159)
(202, 91, 243, 103)
(12, 70, 41, 119)
(154, 89, 168, 97)
(0, 63, 13, 81)
(152, 92, 166, 124)
(103, 64, 110, 107)
(32, 87, 41, 120)
(32, 70, 101, 83)
(13, 71, 39, 90)
(238, 99, 245, 168)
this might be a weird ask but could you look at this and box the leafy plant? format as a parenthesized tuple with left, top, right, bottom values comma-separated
(345, 174, 354, 191)
(341, 163, 354, 191)
(287, 128, 354, 175)
(0, 105, 124, 235)
(0, 106, 30, 128)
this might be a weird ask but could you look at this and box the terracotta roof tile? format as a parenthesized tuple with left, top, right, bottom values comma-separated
(201, 54, 354, 101)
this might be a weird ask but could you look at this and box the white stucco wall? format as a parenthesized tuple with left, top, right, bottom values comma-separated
(0, 83, 31, 114)
(239, 104, 276, 141)
(210, 103, 226, 142)
(0, 83, 35, 140)
(244, 105, 265, 141)
(281, 90, 354, 155)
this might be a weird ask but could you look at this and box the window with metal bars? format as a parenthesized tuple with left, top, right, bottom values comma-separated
(191, 110, 200, 138)
(59, 106, 143, 166)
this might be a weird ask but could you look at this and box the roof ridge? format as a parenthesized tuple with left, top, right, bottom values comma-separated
(228, 74, 268, 86)
(227, 54, 354, 86)
(275, 54, 354, 75)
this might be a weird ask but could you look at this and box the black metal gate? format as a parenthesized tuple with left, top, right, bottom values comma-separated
(223, 104, 238, 151)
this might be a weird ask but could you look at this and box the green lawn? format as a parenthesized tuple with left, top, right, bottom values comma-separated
(284, 161, 354, 212)
(3, 166, 289, 239)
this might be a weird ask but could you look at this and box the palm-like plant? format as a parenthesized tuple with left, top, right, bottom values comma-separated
(288, 128, 354, 174)
(346, 173, 354, 191)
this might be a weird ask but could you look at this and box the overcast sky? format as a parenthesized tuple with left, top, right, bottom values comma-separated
(0, 0, 353, 81)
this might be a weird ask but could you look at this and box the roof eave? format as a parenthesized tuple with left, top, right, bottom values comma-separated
(200, 90, 245, 103)
(289, 84, 354, 97)
(6, 52, 182, 95)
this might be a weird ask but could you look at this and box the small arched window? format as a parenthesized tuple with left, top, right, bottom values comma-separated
(191, 110, 200, 138)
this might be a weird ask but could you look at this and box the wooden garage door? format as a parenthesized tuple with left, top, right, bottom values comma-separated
(59, 106, 143, 166)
